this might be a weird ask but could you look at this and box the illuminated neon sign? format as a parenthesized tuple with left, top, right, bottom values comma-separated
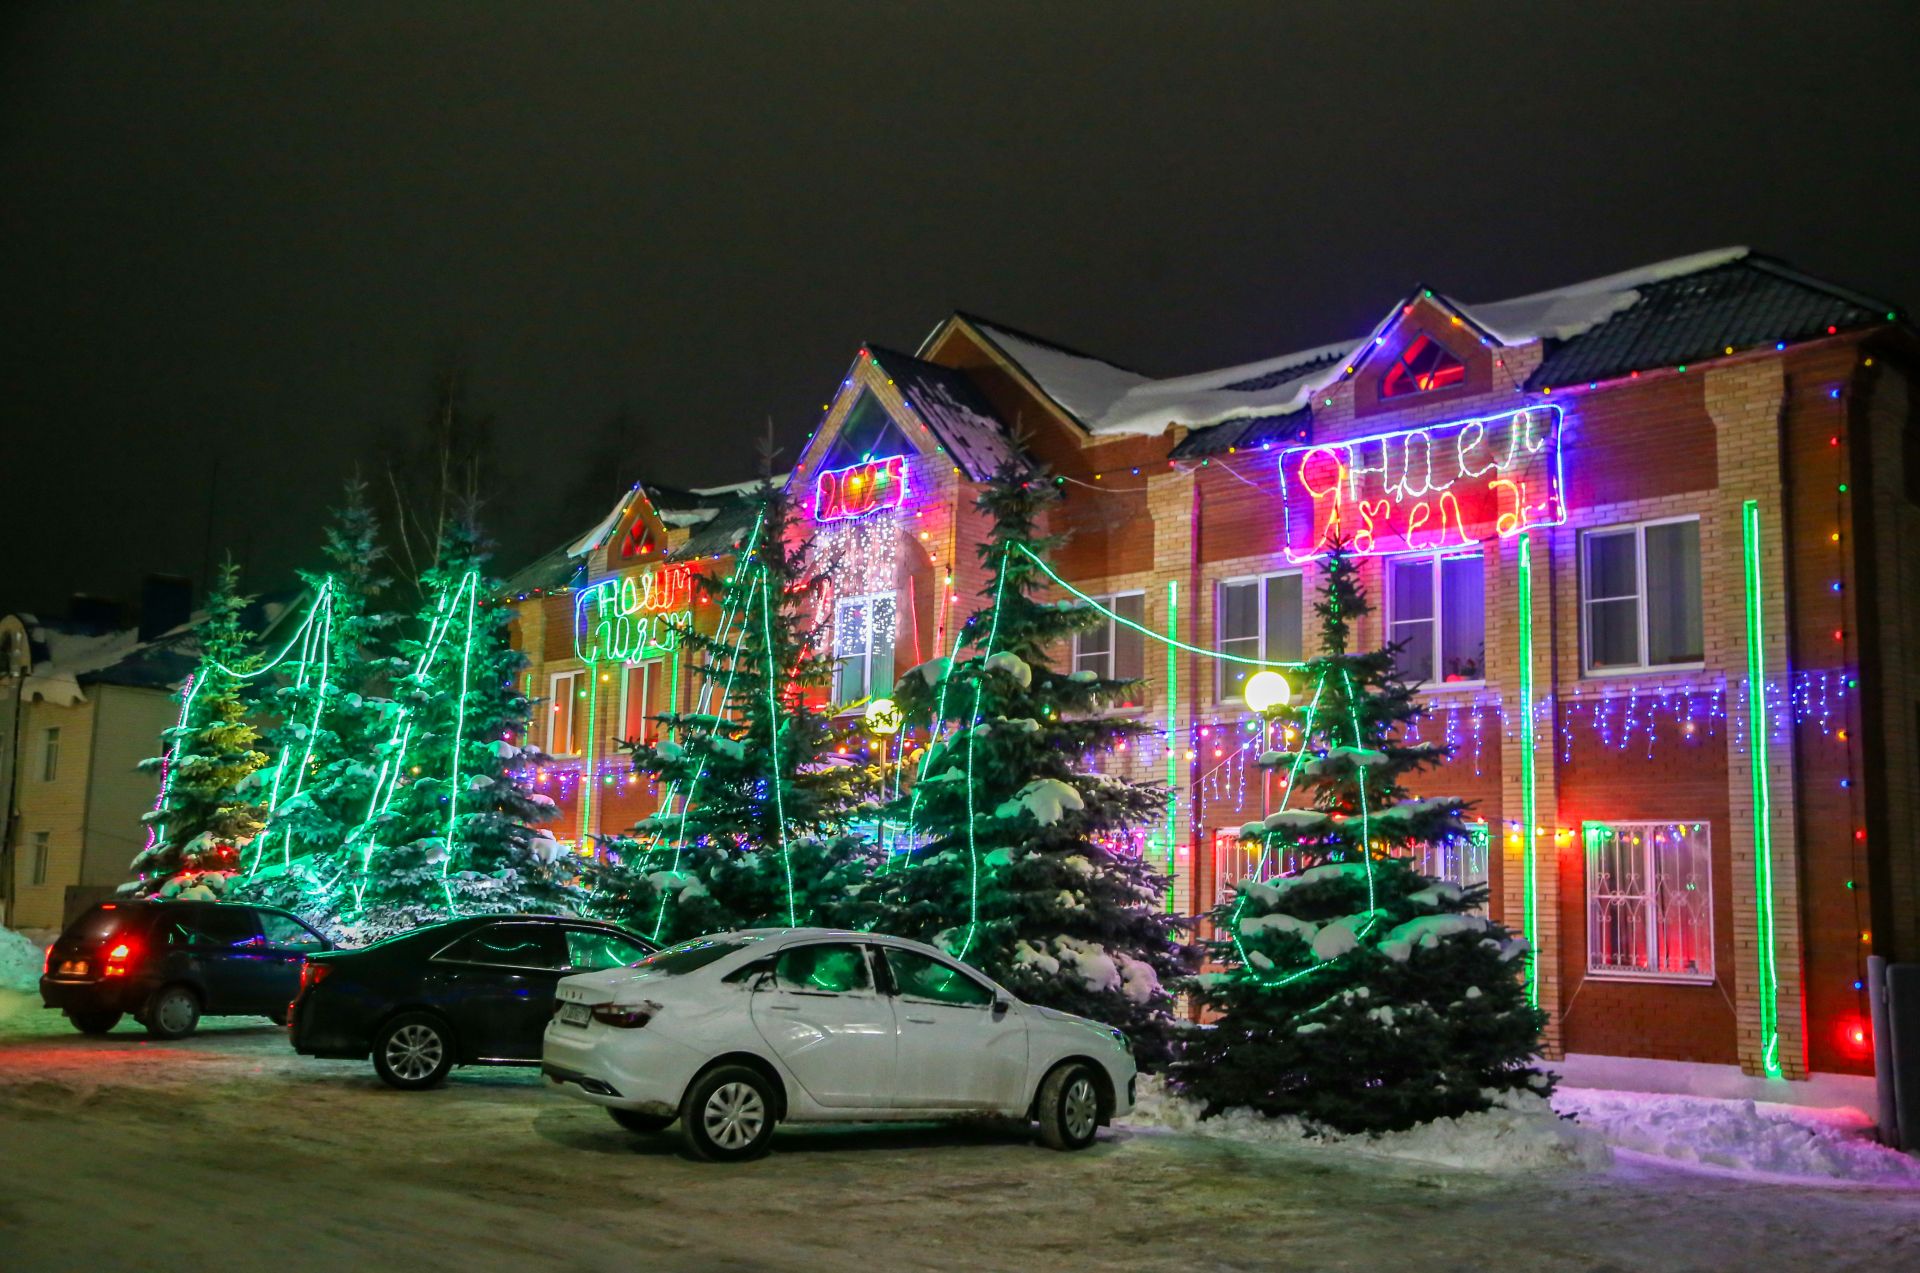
(815, 456, 907, 522)
(574, 564, 696, 662)
(1279, 405, 1564, 558)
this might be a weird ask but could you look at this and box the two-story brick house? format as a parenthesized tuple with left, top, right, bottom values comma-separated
(511, 247, 1916, 1081)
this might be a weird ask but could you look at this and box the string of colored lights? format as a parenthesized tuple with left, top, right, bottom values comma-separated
(1516, 531, 1540, 1008)
(1742, 499, 1783, 1076)
(1163, 580, 1178, 912)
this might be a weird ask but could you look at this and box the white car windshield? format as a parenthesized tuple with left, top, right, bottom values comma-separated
(633, 936, 760, 976)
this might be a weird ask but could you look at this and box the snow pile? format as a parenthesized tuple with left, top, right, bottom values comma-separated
(1, 927, 48, 993)
(1126, 1076, 1610, 1173)
(1556, 1089, 1920, 1186)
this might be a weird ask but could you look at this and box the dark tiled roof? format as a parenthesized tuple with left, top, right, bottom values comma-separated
(83, 642, 197, 692)
(866, 346, 1018, 480)
(501, 542, 583, 597)
(670, 492, 763, 563)
(1170, 409, 1313, 459)
(1219, 349, 1345, 392)
(1529, 256, 1900, 390)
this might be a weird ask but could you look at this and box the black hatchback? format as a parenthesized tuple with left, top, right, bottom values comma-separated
(289, 913, 657, 1089)
(40, 900, 333, 1038)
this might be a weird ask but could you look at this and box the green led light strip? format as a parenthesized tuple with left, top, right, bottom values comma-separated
(1516, 531, 1540, 1008)
(1163, 580, 1178, 913)
(1742, 498, 1783, 1076)
(577, 661, 600, 847)
(152, 580, 336, 867)
(757, 551, 796, 927)
(954, 556, 1013, 960)
(247, 585, 336, 876)
(438, 580, 481, 911)
(1014, 543, 1304, 668)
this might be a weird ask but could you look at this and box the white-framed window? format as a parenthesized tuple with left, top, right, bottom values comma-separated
(30, 831, 50, 885)
(1415, 821, 1490, 898)
(620, 659, 665, 747)
(1582, 517, 1703, 674)
(1216, 572, 1304, 701)
(548, 669, 585, 756)
(834, 592, 897, 704)
(1585, 820, 1714, 982)
(1388, 552, 1485, 685)
(1072, 591, 1147, 706)
(41, 727, 59, 782)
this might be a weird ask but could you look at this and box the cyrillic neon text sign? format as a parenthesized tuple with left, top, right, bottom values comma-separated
(1279, 405, 1564, 558)
(815, 456, 907, 522)
(574, 564, 696, 662)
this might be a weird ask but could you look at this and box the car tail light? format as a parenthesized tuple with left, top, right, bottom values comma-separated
(590, 1003, 655, 1029)
(300, 963, 333, 992)
(103, 942, 136, 977)
(42, 945, 53, 976)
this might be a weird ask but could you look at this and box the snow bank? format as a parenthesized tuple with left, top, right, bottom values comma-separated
(1126, 1077, 1610, 1173)
(2, 926, 48, 993)
(1555, 1088, 1920, 1187)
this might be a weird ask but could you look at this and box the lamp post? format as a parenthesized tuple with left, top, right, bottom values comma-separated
(864, 697, 902, 854)
(1243, 671, 1292, 872)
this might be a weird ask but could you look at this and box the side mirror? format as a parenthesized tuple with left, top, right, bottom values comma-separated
(992, 998, 1011, 1021)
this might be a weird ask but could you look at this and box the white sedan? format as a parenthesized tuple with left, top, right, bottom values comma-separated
(542, 928, 1136, 1161)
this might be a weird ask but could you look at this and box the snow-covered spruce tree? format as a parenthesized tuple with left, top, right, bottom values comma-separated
(1170, 544, 1549, 1133)
(345, 513, 582, 938)
(232, 479, 403, 923)
(130, 559, 270, 899)
(594, 482, 881, 945)
(874, 462, 1193, 1066)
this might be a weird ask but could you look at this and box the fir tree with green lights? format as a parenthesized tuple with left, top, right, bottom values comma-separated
(344, 511, 584, 939)
(594, 482, 882, 945)
(130, 559, 270, 899)
(873, 462, 1194, 1066)
(1170, 544, 1549, 1133)
(232, 479, 404, 923)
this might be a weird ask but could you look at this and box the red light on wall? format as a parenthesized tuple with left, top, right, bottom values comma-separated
(1840, 1017, 1872, 1058)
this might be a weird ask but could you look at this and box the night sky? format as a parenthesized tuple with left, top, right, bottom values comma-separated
(4, 2, 1917, 619)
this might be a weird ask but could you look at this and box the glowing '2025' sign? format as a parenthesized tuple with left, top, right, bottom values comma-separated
(574, 564, 695, 662)
(815, 456, 907, 522)
(1279, 405, 1564, 559)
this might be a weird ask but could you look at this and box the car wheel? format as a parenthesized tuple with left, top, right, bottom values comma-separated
(608, 1108, 675, 1134)
(680, 1064, 777, 1162)
(372, 1013, 456, 1090)
(144, 986, 202, 1040)
(1036, 1062, 1102, 1151)
(67, 1009, 122, 1035)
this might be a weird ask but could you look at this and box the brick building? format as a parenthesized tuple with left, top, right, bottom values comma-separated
(509, 248, 1916, 1080)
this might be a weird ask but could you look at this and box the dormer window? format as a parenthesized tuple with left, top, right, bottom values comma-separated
(1380, 334, 1465, 398)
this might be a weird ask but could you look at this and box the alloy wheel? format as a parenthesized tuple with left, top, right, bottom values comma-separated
(385, 1023, 445, 1083)
(702, 1081, 767, 1150)
(1063, 1076, 1098, 1142)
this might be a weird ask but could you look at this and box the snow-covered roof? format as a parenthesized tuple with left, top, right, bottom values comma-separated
(1454, 246, 1750, 345)
(960, 248, 1766, 441)
(567, 484, 640, 558)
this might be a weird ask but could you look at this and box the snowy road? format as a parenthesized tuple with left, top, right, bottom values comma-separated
(2, 992, 1917, 1273)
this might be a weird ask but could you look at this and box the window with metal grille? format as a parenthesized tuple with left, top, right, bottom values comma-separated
(1585, 820, 1713, 981)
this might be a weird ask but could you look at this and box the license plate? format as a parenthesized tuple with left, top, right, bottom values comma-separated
(59, 960, 88, 977)
(558, 1002, 591, 1027)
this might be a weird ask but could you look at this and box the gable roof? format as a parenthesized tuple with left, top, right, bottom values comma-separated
(944, 315, 1153, 432)
(1522, 254, 1899, 389)
(864, 345, 1019, 480)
